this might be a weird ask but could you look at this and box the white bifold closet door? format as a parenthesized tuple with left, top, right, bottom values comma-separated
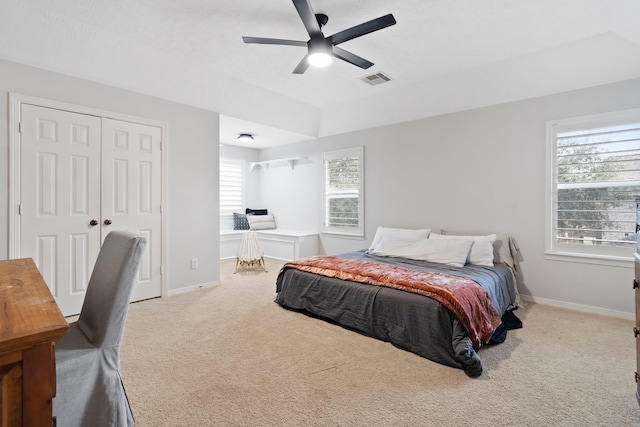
(20, 104, 162, 316)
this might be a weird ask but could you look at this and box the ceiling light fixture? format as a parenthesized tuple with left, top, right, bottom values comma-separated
(308, 51, 332, 67)
(307, 39, 333, 67)
(237, 133, 254, 142)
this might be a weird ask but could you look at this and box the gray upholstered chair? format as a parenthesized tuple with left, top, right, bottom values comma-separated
(53, 230, 147, 427)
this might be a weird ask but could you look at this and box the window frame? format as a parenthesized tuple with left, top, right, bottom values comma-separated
(545, 108, 640, 267)
(219, 157, 245, 218)
(322, 146, 364, 238)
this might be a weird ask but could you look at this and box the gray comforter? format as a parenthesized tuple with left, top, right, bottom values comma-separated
(275, 250, 517, 377)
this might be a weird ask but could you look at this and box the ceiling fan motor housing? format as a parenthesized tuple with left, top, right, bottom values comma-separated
(315, 13, 328, 27)
(308, 37, 333, 54)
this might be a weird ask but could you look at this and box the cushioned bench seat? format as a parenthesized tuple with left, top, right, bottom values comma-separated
(220, 229, 319, 261)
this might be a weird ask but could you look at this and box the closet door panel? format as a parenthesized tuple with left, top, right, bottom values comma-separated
(101, 118, 162, 302)
(20, 104, 102, 316)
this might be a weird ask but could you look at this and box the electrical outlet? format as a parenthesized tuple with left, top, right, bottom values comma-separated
(191, 258, 199, 269)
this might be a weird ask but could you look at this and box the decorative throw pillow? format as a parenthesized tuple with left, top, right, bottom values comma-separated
(429, 233, 496, 267)
(246, 208, 268, 215)
(368, 226, 431, 252)
(233, 212, 250, 230)
(247, 213, 276, 230)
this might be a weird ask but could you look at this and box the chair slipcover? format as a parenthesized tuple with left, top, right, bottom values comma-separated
(53, 230, 147, 426)
(235, 231, 267, 273)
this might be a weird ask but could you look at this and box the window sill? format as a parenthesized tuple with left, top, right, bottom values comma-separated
(544, 251, 634, 268)
(321, 231, 365, 240)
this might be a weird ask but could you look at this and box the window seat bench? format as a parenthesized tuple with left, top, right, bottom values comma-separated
(220, 229, 319, 261)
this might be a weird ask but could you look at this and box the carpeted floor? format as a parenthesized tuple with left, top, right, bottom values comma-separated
(119, 258, 640, 426)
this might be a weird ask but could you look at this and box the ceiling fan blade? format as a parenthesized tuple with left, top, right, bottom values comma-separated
(292, 0, 323, 39)
(329, 14, 396, 46)
(332, 46, 374, 69)
(292, 54, 311, 74)
(242, 36, 307, 47)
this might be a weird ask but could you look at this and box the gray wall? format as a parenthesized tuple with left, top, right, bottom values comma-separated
(0, 59, 220, 293)
(254, 78, 640, 317)
(4, 57, 637, 317)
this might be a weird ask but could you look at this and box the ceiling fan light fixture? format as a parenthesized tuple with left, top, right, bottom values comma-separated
(308, 52, 332, 67)
(307, 38, 333, 67)
(237, 133, 254, 142)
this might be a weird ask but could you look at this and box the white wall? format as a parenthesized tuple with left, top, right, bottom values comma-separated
(0, 59, 220, 293)
(255, 78, 640, 317)
(9, 56, 635, 316)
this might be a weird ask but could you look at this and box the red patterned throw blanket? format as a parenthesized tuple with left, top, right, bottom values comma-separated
(282, 256, 502, 347)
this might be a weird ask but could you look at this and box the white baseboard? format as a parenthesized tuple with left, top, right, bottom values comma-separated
(521, 294, 634, 320)
(167, 280, 221, 296)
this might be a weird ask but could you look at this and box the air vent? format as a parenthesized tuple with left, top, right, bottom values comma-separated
(361, 72, 392, 86)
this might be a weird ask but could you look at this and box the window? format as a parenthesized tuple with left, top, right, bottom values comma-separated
(546, 108, 640, 264)
(322, 147, 364, 237)
(219, 158, 244, 216)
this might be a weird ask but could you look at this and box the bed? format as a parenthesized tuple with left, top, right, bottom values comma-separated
(274, 228, 522, 377)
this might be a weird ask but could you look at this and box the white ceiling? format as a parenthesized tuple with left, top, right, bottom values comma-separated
(2, 0, 640, 149)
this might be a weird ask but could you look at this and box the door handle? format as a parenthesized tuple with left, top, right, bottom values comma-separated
(104, 219, 112, 225)
(89, 219, 98, 226)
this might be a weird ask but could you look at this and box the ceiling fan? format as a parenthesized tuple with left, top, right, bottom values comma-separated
(242, 0, 396, 74)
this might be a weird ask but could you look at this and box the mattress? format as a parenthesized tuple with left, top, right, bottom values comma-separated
(275, 250, 519, 376)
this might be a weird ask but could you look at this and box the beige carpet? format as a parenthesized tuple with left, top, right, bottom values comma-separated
(120, 258, 640, 426)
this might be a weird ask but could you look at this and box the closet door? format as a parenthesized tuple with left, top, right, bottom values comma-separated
(20, 104, 102, 316)
(101, 118, 162, 302)
(20, 105, 163, 316)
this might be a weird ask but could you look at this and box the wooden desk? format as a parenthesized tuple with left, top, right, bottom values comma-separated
(0, 258, 69, 427)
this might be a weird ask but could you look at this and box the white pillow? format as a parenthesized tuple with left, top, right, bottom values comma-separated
(247, 213, 276, 230)
(429, 233, 496, 266)
(372, 235, 426, 255)
(370, 236, 473, 267)
(369, 226, 431, 252)
(440, 230, 515, 267)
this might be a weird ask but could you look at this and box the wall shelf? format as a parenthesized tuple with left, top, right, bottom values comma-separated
(249, 157, 307, 172)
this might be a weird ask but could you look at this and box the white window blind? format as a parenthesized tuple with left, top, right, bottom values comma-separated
(547, 109, 640, 262)
(322, 147, 364, 237)
(220, 158, 244, 215)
